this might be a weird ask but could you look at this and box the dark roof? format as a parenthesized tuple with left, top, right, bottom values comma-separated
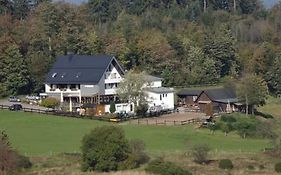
(145, 87, 174, 93)
(46, 55, 122, 84)
(197, 88, 237, 103)
(177, 89, 202, 96)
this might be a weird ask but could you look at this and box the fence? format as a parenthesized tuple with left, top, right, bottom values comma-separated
(130, 118, 204, 126)
(0, 104, 110, 122)
(0, 104, 205, 125)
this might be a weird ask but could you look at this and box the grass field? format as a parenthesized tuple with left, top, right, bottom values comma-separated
(0, 110, 270, 156)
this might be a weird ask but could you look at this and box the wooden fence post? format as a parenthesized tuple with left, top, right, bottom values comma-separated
(146, 119, 148, 125)
(137, 119, 139, 125)
(174, 120, 176, 125)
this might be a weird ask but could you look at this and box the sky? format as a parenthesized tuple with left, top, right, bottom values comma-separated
(56, 0, 280, 8)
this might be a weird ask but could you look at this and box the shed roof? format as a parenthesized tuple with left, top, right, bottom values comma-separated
(144, 75, 163, 82)
(196, 88, 238, 103)
(145, 87, 174, 93)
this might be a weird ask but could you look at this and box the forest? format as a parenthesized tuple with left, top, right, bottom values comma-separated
(0, 0, 280, 97)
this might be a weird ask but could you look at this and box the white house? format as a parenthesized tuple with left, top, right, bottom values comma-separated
(43, 55, 174, 114)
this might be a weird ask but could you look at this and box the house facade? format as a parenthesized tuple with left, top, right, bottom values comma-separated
(43, 55, 174, 114)
(195, 88, 242, 116)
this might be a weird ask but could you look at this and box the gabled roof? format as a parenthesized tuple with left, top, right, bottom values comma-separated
(196, 88, 238, 103)
(45, 55, 124, 84)
(177, 89, 202, 96)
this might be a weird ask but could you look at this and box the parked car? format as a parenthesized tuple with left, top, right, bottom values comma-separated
(26, 95, 40, 101)
(9, 104, 23, 111)
(8, 96, 21, 102)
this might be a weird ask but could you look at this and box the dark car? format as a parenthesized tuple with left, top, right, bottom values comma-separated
(9, 96, 21, 102)
(9, 104, 23, 111)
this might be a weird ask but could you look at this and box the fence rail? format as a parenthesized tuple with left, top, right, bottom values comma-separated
(130, 118, 204, 126)
(0, 104, 110, 122)
(0, 104, 205, 125)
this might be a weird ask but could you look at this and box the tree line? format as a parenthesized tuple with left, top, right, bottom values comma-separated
(0, 0, 280, 97)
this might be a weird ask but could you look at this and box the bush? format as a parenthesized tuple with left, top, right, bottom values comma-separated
(191, 144, 211, 164)
(219, 159, 233, 170)
(275, 162, 281, 173)
(0, 131, 32, 174)
(135, 103, 148, 117)
(109, 101, 116, 113)
(259, 165, 265, 170)
(119, 139, 149, 170)
(17, 154, 32, 169)
(145, 157, 192, 175)
(41, 97, 60, 109)
(247, 165, 254, 170)
(221, 115, 237, 123)
(81, 126, 130, 172)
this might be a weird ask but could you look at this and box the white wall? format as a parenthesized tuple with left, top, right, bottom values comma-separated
(146, 91, 174, 110)
(105, 103, 134, 113)
(103, 63, 123, 95)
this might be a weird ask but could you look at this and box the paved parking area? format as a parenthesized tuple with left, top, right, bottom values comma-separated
(130, 112, 208, 125)
(0, 98, 47, 110)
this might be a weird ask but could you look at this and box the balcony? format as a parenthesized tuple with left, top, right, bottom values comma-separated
(105, 88, 117, 95)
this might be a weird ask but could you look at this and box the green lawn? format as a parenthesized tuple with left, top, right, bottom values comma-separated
(0, 110, 270, 156)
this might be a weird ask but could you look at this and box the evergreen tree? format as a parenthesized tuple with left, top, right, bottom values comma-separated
(0, 45, 31, 95)
(267, 54, 281, 96)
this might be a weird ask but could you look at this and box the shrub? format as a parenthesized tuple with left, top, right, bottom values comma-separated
(0, 131, 32, 174)
(81, 126, 130, 172)
(119, 139, 149, 170)
(191, 144, 211, 164)
(145, 157, 192, 175)
(259, 165, 265, 170)
(221, 115, 237, 123)
(275, 162, 281, 173)
(109, 101, 116, 113)
(247, 165, 254, 170)
(218, 122, 233, 136)
(135, 103, 148, 117)
(219, 159, 233, 170)
(41, 97, 60, 109)
(17, 154, 32, 169)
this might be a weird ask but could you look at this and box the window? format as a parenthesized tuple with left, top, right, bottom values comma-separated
(76, 72, 81, 78)
(52, 73, 57, 78)
(111, 73, 116, 79)
(160, 95, 162, 101)
(61, 73, 66, 78)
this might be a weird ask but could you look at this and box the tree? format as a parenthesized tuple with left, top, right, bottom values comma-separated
(81, 126, 130, 172)
(237, 74, 268, 115)
(239, 0, 261, 14)
(109, 101, 116, 113)
(12, 0, 30, 20)
(117, 70, 148, 113)
(203, 26, 238, 77)
(0, 45, 31, 95)
(267, 54, 281, 96)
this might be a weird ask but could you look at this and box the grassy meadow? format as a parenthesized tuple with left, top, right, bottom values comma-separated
(0, 110, 270, 156)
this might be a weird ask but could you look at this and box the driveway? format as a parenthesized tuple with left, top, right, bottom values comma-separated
(0, 98, 48, 110)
